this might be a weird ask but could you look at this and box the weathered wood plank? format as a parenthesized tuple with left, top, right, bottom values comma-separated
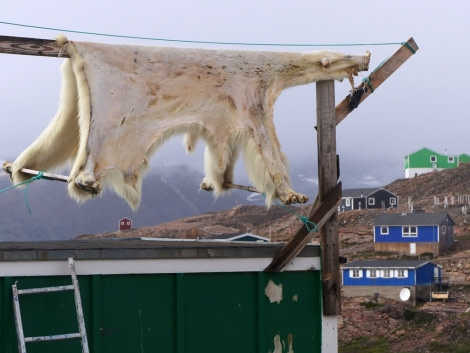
(316, 80, 341, 316)
(335, 37, 419, 124)
(0, 35, 68, 57)
(264, 182, 341, 272)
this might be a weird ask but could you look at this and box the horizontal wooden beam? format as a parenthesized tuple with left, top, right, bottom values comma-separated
(0, 35, 68, 57)
(264, 182, 342, 272)
(335, 37, 419, 124)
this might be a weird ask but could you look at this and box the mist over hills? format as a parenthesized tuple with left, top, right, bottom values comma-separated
(0, 164, 318, 241)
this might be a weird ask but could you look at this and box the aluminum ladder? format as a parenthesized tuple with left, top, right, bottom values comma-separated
(12, 257, 90, 353)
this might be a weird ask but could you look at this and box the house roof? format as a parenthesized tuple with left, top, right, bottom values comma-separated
(342, 187, 382, 198)
(374, 212, 453, 226)
(343, 259, 431, 269)
(211, 233, 270, 242)
(404, 147, 439, 157)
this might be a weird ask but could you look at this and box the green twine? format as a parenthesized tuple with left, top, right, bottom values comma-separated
(0, 20, 405, 48)
(273, 200, 318, 233)
(0, 171, 44, 214)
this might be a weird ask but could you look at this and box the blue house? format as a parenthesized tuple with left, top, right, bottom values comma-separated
(374, 212, 455, 256)
(342, 259, 443, 305)
(340, 187, 398, 212)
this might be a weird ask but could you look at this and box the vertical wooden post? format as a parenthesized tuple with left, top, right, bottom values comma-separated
(316, 80, 341, 316)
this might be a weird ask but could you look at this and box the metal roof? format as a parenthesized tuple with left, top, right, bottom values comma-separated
(342, 187, 381, 198)
(374, 212, 453, 226)
(0, 239, 320, 262)
(343, 259, 431, 269)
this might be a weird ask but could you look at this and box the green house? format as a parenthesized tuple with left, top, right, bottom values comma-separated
(404, 147, 470, 178)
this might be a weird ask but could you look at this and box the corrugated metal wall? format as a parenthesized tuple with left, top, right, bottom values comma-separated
(1, 271, 322, 353)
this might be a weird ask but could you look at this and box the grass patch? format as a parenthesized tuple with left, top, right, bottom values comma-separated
(359, 301, 384, 310)
(404, 308, 436, 325)
(456, 233, 470, 241)
(341, 239, 358, 248)
(429, 341, 470, 353)
(339, 336, 391, 353)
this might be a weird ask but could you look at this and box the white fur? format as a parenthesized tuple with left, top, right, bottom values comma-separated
(8, 37, 370, 210)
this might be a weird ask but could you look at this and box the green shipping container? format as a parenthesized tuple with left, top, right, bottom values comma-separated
(0, 239, 334, 353)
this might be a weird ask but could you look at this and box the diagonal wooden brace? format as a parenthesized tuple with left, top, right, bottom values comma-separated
(265, 182, 342, 272)
(335, 37, 419, 124)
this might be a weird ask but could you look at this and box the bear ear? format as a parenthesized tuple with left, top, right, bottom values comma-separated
(55, 34, 68, 46)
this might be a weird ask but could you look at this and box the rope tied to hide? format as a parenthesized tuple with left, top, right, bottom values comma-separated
(223, 182, 318, 232)
(273, 199, 319, 233)
(0, 171, 44, 214)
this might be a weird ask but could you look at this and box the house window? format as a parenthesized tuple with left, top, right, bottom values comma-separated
(403, 226, 417, 237)
(448, 156, 455, 163)
(345, 199, 350, 207)
(383, 269, 392, 278)
(381, 226, 389, 235)
(390, 197, 396, 205)
(350, 269, 362, 278)
(430, 155, 437, 163)
(367, 269, 377, 278)
(368, 198, 375, 206)
(442, 225, 446, 235)
(396, 269, 408, 278)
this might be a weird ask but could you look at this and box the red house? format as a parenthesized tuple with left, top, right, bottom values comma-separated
(119, 217, 132, 231)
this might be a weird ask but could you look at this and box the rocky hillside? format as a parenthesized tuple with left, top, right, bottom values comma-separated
(79, 162, 470, 241)
(80, 163, 470, 353)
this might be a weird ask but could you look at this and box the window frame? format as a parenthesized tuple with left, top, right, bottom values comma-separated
(396, 269, 407, 278)
(350, 269, 362, 278)
(402, 226, 417, 237)
(380, 226, 389, 235)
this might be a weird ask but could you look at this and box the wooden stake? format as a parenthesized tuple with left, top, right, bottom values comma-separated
(223, 182, 260, 193)
(20, 168, 68, 182)
(2, 162, 68, 182)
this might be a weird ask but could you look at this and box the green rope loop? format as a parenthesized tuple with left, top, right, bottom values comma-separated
(299, 215, 319, 232)
(401, 41, 416, 54)
(274, 200, 318, 233)
(0, 171, 44, 214)
(363, 77, 375, 93)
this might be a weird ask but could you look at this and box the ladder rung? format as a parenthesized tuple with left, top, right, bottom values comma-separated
(17, 285, 74, 295)
(25, 332, 82, 342)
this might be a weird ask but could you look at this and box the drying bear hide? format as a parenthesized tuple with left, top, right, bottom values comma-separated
(5, 36, 370, 210)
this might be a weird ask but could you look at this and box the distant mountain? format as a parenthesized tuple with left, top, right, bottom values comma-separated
(0, 164, 318, 241)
